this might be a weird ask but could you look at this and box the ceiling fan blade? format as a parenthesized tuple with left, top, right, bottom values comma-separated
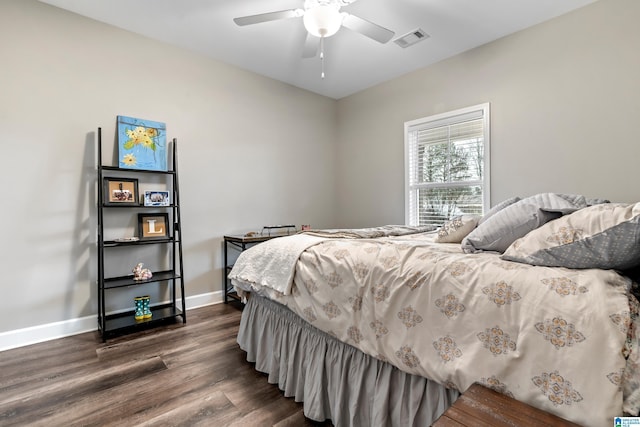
(302, 33, 320, 58)
(234, 9, 301, 26)
(341, 13, 395, 43)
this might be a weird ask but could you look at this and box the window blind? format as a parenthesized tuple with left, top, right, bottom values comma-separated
(405, 104, 490, 227)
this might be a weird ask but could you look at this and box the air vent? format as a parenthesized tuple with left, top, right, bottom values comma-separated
(393, 28, 430, 48)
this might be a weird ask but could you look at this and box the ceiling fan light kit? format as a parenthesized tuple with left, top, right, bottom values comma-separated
(303, 3, 343, 38)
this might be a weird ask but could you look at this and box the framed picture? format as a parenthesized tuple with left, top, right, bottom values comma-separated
(144, 191, 170, 207)
(117, 115, 167, 171)
(103, 178, 139, 206)
(138, 213, 170, 240)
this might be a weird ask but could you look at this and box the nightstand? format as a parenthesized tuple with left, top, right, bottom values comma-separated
(223, 232, 285, 303)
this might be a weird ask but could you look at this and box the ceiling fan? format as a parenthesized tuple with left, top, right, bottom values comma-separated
(233, 0, 395, 61)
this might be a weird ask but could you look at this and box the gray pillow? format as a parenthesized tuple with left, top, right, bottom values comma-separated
(478, 196, 521, 225)
(461, 193, 589, 253)
(502, 203, 640, 270)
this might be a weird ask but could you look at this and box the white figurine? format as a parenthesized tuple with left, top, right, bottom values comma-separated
(133, 263, 153, 281)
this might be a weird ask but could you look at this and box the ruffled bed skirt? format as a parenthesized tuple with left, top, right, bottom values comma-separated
(237, 295, 459, 426)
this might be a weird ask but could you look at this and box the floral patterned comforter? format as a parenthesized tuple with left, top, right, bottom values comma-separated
(231, 231, 640, 427)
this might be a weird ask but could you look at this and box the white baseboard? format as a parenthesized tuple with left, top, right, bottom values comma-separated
(0, 290, 223, 353)
(180, 290, 223, 310)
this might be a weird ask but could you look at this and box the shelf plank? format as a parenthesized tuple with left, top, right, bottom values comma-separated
(101, 165, 176, 175)
(103, 238, 178, 247)
(103, 305, 183, 334)
(101, 204, 177, 209)
(103, 270, 180, 290)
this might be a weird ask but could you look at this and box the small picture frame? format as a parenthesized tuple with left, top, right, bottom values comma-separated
(144, 191, 170, 207)
(104, 178, 139, 206)
(138, 213, 170, 240)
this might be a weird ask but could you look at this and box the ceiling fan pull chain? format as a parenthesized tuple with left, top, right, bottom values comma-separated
(320, 36, 325, 78)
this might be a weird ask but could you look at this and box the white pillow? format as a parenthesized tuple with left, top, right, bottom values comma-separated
(435, 215, 480, 243)
(502, 202, 640, 270)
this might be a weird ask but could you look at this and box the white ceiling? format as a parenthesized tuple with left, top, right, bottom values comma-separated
(39, 0, 597, 99)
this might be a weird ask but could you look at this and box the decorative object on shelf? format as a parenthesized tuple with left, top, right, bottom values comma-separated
(134, 296, 145, 321)
(103, 178, 139, 206)
(143, 190, 170, 207)
(138, 213, 169, 240)
(133, 295, 152, 320)
(114, 237, 139, 242)
(132, 263, 153, 281)
(142, 295, 152, 319)
(117, 115, 167, 171)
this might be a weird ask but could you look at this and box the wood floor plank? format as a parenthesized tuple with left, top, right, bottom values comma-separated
(220, 371, 294, 414)
(274, 410, 331, 427)
(226, 395, 311, 427)
(0, 356, 168, 426)
(133, 390, 240, 427)
(0, 334, 100, 389)
(0, 303, 332, 427)
(27, 362, 210, 427)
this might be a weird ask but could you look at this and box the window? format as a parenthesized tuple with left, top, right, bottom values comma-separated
(405, 103, 490, 227)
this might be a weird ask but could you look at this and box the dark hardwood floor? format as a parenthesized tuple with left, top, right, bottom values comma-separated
(0, 302, 333, 426)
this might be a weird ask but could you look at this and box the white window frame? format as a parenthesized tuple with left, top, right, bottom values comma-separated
(404, 103, 491, 226)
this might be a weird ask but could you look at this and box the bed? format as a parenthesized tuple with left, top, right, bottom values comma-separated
(229, 196, 640, 427)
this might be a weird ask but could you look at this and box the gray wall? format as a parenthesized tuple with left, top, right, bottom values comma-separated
(335, 0, 640, 227)
(0, 0, 337, 334)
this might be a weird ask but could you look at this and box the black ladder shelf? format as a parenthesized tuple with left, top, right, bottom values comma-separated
(96, 127, 186, 341)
